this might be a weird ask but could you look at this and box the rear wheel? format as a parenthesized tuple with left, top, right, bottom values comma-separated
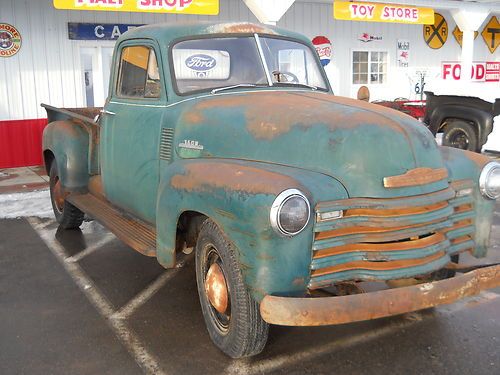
(49, 160, 84, 229)
(195, 219, 269, 358)
(442, 120, 479, 152)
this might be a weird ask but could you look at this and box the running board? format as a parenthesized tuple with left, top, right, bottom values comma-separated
(67, 194, 156, 257)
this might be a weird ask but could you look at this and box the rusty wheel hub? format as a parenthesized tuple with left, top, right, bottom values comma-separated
(205, 262, 229, 314)
(53, 178, 65, 212)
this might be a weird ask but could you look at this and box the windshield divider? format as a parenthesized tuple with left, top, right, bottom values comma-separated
(254, 33, 273, 87)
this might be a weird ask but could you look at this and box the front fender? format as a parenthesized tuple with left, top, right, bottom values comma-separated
(155, 158, 348, 301)
(429, 105, 493, 145)
(440, 146, 495, 257)
(42, 120, 89, 192)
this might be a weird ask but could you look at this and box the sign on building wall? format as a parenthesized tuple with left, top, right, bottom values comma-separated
(68, 23, 144, 40)
(397, 39, 410, 68)
(423, 13, 448, 49)
(0, 23, 22, 57)
(54, 0, 219, 15)
(442, 61, 500, 82)
(312, 36, 332, 66)
(482, 16, 500, 54)
(452, 26, 478, 48)
(333, 1, 434, 24)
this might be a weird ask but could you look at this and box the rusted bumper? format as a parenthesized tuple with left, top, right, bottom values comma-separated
(260, 264, 500, 326)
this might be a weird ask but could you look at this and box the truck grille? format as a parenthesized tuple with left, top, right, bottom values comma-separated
(310, 180, 475, 290)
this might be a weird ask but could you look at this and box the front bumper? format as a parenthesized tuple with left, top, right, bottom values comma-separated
(260, 264, 500, 326)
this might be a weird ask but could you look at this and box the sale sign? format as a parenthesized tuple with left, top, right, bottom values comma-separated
(53, 0, 219, 15)
(334, 1, 434, 24)
(442, 62, 500, 82)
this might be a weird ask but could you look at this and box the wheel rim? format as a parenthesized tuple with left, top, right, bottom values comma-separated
(53, 177, 65, 213)
(203, 245, 231, 334)
(449, 130, 469, 149)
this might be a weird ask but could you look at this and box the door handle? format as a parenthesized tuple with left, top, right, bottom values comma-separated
(100, 109, 115, 116)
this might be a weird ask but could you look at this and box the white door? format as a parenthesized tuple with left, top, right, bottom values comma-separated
(80, 46, 115, 107)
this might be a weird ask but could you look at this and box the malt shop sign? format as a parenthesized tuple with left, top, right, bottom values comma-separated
(333, 1, 434, 24)
(53, 0, 219, 15)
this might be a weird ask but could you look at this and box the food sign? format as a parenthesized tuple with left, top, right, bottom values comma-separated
(442, 62, 500, 82)
(334, 1, 434, 24)
(312, 36, 332, 66)
(53, 0, 219, 15)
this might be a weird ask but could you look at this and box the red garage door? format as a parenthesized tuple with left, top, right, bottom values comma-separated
(0, 119, 48, 169)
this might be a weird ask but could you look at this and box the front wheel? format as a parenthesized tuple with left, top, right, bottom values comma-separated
(49, 160, 84, 229)
(195, 219, 269, 358)
(442, 120, 479, 152)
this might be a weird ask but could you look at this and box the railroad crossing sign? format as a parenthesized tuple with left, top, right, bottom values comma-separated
(482, 16, 500, 54)
(423, 13, 448, 49)
(452, 26, 478, 47)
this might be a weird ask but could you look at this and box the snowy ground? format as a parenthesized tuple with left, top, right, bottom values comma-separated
(0, 189, 53, 219)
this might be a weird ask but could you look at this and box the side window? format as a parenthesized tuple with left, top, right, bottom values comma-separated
(117, 46, 161, 99)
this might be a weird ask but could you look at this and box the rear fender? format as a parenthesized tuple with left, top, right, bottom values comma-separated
(42, 120, 90, 192)
(155, 158, 348, 301)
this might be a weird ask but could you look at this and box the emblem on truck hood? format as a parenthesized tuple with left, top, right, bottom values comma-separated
(179, 139, 204, 150)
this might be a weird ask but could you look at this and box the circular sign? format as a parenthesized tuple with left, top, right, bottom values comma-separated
(0, 23, 22, 57)
(423, 13, 448, 49)
(312, 36, 332, 66)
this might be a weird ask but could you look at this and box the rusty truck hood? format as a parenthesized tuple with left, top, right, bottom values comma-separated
(174, 91, 447, 198)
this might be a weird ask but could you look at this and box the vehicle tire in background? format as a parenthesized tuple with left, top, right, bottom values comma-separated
(49, 160, 84, 229)
(442, 120, 479, 152)
(195, 219, 269, 358)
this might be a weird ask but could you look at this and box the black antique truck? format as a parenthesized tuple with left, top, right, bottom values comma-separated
(42, 22, 500, 358)
(424, 91, 500, 152)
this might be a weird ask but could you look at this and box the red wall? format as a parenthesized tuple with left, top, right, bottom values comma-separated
(0, 119, 48, 169)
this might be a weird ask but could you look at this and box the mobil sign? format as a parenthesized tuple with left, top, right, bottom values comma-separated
(442, 61, 500, 82)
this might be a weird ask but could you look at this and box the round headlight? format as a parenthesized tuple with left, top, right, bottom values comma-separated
(270, 189, 310, 236)
(479, 162, 500, 199)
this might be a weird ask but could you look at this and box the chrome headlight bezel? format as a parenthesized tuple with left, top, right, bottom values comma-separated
(270, 189, 311, 237)
(479, 162, 500, 200)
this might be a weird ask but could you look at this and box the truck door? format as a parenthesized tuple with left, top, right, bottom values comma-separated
(100, 41, 165, 224)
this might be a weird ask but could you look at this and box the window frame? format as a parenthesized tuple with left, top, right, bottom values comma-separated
(112, 39, 166, 102)
(351, 49, 389, 86)
(168, 33, 332, 97)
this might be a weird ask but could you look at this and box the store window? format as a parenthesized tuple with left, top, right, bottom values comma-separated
(352, 51, 388, 85)
(117, 46, 161, 98)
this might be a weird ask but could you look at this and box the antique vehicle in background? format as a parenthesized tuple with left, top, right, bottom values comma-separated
(424, 91, 500, 153)
(373, 98, 426, 121)
(42, 22, 500, 358)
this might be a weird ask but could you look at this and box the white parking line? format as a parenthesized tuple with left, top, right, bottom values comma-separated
(227, 291, 499, 375)
(65, 233, 115, 263)
(28, 217, 167, 375)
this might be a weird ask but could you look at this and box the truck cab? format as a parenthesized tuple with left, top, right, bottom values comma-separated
(42, 22, 500, 358)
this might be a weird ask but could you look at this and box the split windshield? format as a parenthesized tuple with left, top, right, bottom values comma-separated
(171, 35, 328, 95)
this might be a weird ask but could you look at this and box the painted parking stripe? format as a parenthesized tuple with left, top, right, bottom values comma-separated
(28, 217, 167, 375)
(65, 233, 115, 263)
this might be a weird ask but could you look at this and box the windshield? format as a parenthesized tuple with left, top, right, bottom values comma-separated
(171, 36, 329, 95)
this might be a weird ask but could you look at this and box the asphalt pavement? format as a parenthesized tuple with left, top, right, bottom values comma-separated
(0, 205, 499, 375)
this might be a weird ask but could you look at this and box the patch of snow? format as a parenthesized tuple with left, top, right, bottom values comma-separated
(0, 189, 54, 219)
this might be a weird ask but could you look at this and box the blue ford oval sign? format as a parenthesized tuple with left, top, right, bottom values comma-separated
(185, 54, 217, 71)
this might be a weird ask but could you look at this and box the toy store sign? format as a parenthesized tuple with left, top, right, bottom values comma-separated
(54, 0, 219, 15)
(442, 62, 500, 82)
(334, 1, 434, 24)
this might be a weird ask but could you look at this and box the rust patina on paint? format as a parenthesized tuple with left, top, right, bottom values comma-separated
(184, 92, 409, 140)
(170, 161, 304, 195)
(260, 264, 500, 326)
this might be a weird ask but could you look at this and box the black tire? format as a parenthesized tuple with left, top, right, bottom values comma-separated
(442, 120, 479, 152)
(49, 160, 84, 229)
(195, 219, 269, 358)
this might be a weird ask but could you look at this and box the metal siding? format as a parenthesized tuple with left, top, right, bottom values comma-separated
(0, 0, 498, 121)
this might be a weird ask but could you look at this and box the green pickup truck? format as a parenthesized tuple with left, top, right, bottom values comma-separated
(42, 22, 500, 358)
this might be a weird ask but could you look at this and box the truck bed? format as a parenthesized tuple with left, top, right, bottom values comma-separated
(41, 104, 102, 125)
